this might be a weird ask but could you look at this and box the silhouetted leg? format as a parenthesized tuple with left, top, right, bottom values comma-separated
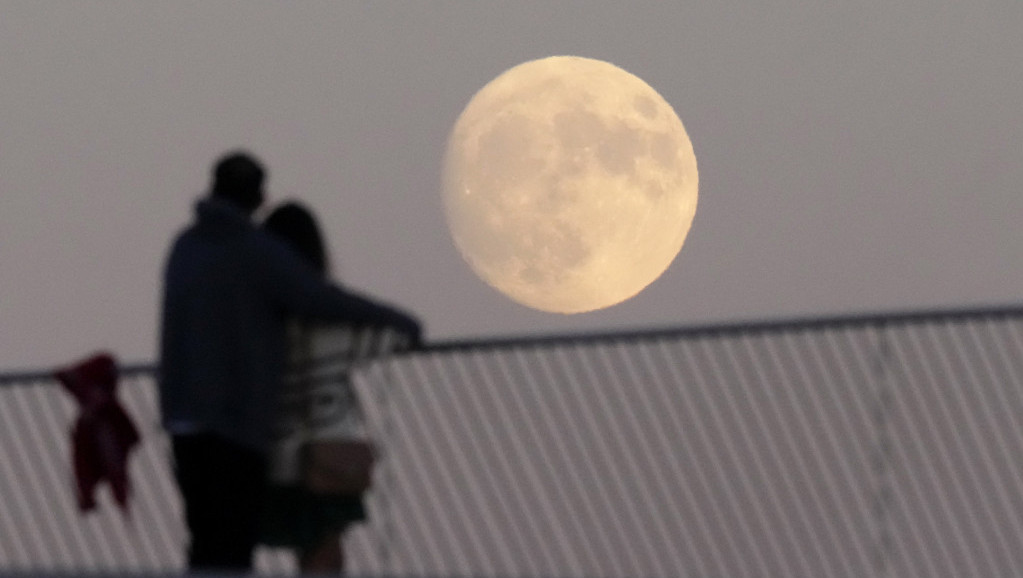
(301, 533, 345, 574)
(173, 433, 267, 572)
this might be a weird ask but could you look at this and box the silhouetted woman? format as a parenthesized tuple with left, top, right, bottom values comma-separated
(260, 201, 384, 573)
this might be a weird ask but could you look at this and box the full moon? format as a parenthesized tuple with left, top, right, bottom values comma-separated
(443, 56, 698, 314)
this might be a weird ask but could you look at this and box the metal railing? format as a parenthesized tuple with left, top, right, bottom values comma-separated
(3, 304, 1023, 578)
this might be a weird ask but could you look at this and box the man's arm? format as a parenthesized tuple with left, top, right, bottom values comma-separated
(251, 233, 422, 344)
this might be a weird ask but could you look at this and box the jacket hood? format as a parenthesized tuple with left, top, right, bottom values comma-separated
(193, 196, 254, 239)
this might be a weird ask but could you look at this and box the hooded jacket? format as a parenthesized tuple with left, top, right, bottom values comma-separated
(55, 352, 139, 514)
(159, 197, 419, 452)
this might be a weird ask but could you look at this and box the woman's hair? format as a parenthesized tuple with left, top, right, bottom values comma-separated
(262, 201, 329, 275)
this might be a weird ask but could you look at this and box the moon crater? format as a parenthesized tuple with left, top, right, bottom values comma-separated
(444, 56, 698, 314)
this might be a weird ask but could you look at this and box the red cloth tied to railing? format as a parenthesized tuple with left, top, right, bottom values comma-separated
(54, 353, 140, 514)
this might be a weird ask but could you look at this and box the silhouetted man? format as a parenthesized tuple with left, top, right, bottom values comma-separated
(159, 151, 420, 571)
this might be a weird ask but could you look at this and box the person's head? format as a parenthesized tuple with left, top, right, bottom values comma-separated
(210, 151, 265, 214)
(262, 201, 329, 275)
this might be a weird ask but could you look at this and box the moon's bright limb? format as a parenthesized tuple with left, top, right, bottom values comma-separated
(443, 56, 698, 314)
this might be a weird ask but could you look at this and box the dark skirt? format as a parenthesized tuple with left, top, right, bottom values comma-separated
(260, 483, 367, 550)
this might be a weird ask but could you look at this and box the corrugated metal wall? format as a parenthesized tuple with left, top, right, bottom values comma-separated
(3, 306, 1023, 577)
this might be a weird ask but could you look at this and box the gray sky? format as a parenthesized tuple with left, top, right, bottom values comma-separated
(2, 1, 1021, 370)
